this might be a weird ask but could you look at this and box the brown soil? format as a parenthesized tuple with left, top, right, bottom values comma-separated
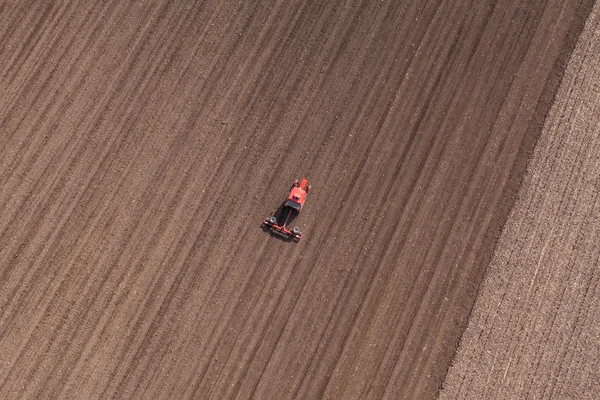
(0, 1, 593, 399)
(440, 2, 600, 399)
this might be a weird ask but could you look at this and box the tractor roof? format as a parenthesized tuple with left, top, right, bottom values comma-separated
(287, 186, 307, 205)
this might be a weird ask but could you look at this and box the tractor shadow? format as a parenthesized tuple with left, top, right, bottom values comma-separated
(261, 203, 300, 241)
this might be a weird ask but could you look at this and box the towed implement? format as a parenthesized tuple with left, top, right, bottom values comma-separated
(263, 178, 311, 241)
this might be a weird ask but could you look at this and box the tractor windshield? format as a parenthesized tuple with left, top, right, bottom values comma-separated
(284, 199, 301, 210)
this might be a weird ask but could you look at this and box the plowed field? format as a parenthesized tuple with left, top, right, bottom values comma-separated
(0, 1, 594, 399)
(440, 2, 600, 398)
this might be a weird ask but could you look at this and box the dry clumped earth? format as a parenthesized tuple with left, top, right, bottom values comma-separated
(0, 0, 595, 399)
(440, 2, 600, 399)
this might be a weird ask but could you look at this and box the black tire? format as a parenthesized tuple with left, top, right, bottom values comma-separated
(268, 216, 277, 224)
(292, 227, 301, 235)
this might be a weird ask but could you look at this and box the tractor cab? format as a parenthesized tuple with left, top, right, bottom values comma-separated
(285, 178, 310, 211)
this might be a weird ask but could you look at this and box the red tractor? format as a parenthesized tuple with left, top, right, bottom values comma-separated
(263, 178, 311, 241)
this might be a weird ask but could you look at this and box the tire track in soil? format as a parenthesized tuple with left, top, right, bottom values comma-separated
(217, 4, 430, 398)
(89, 1, 330, 396)
(0, 2, 197, 396)
(0, 0, 174, 340)
(0, 0, 218, 394)
(11, 1, 258, 396)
